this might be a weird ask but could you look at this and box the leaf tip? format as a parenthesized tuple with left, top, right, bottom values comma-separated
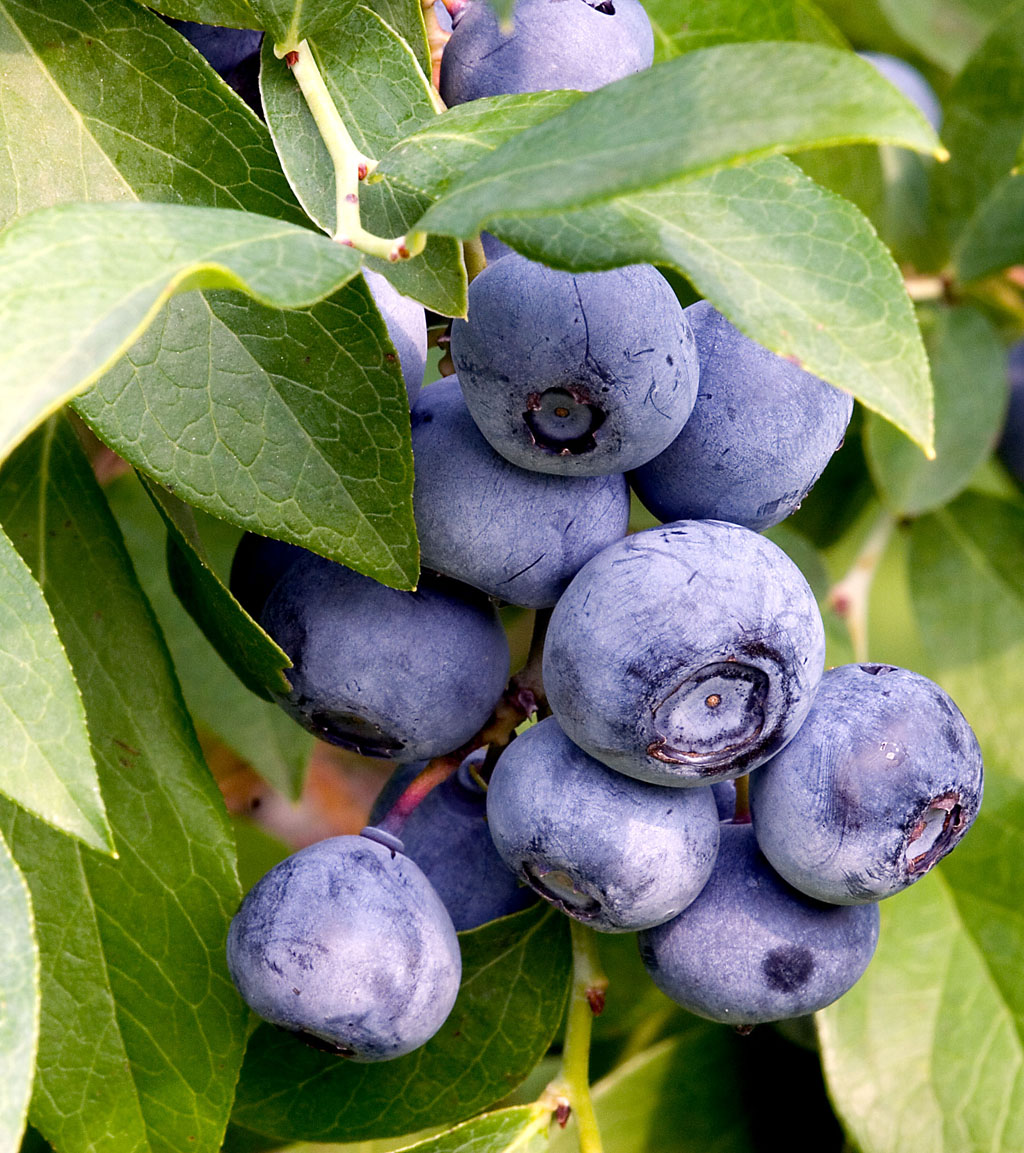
(934, 145, 951, 164)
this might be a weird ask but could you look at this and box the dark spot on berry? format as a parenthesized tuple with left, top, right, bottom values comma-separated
(763, 946, 814, 993)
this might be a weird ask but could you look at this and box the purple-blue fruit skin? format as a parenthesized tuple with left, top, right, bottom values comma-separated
(372, 753, 536, 931)
(452, 255, 699, 476)
(261, 553, 510, 761)
(229, 532, 306, 621)
(543, 520, 826, 785)
(363, 269, 427, 406)
(439, 0, 653, 106)
(749, 663, 984, 905)
(638, 823, 879, 1026)
(227, 834, 461, 1060)
(412, 377, 630, 606)
(487, 717, 720, 931)
(629, 301, 854, 531)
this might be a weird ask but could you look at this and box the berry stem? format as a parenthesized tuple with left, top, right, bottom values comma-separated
(422, 0, 451, 94)
(279, 40, 426, 262)
(827, 510, 895, 664)
(549, 920, 606, 1153)
(733, 774, 751, 823)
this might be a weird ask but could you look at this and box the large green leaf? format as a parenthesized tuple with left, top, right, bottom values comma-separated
(492, 156, 933, 456)
(260, 11, 464, 314)
(865, 306, 1006, 515)
(878, 0, 1009, 72)
(549, 1030, 755, 1153)
(413, 43, 944, 239)
(641, 0, 844, 59)
(0, 525, 112, 854)
(249, 0, 428, 66)
(377, 1108, 547, 1153)
(144, 1, 261, 29)
(0, 416, 248, 1153)
(73, 272, 418, 588)
(0, 201, 361, 462)
(142, 478, 292, 700)
(106, 473, 313, 801)
(908, 494, 1024, 779)
(820, 768, 1024, 1153)
(937, 1, 1024, 248)
(0, 829, 38, 1153)
(232, 905, 572, 1142)
(0, 0, 301, 232)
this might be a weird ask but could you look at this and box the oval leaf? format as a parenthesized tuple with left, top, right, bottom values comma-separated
(231, 904, 572, 1143)
(0, 525, 113, 854)
(0, 201, 361, 464)
(0, 829, 38, 1153)
(414, 42, 945, 240)
(0, 416, 248, 1153)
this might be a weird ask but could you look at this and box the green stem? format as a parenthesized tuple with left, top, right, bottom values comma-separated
(550, 920, 606, 1153)
(280, 40, 426, 262)
(827, 510, 895, 664)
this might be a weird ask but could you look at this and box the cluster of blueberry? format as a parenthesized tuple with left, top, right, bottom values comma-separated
(217, 0, 984, 1064)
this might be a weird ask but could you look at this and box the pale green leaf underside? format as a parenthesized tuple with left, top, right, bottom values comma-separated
(415, 42, 944, 238)
(388, 1107, 546, 1153)
(0, 526, 113, 854)
(821, 770, 1024, 1153)
(0, 200, 361, 465)
(0, 829, 38, 1153)
(878, 0, 1009, 73)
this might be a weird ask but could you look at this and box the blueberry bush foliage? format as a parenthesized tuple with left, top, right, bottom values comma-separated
(1, 0, 1023, 1150)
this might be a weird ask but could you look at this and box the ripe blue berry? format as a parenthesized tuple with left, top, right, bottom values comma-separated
(638, 822, 879, 1026)
(748, 663, 984, 904)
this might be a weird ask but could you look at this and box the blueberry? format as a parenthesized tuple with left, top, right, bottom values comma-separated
(628, 302, 854, 531)
(451, 255, 699, 476)
(372, 751, 537, 930)
(439, 0, 654, 106)
(486, 716, 720, 931)
(163, 18, 264, 113)
(637, 823, 879, 1026)
(226, 833, 461, 1060)
(363, 269, 428, 406)
(411, 377, 630, 606)
(229, 532, 306, 621)
(997, 339, 1024, 486)
(748, 663, 984, 904)
(543, 520, 826, 785)
(859, 52, 943, 132)
(260, 552, 510, 760)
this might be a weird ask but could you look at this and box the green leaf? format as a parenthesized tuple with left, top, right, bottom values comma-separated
(0, 525, 113, 854)
(413, 43, 944, 240)
(549, 1031, 755, 1153)
(487, 155, 935, 456)
(0, 0, 301, 231)
(0, 201, 361, 464)
(954, 172, 1024, 281)
(376, 91, 583, 201)
(0, 416, 247, 1153)
(820, 767, 1024, 1153)
(877, 0, 1009, 72)
(0, 829, 38, 1153)
(73, 272, 418, 588)
(260, 12, 465, 314)
(232, 904, 572, 1143)
(377, 1107, 546, 1153)
(144, 1, 261, 29)
(641, 0, 845, 59)
(106, 473, 312, 801)
(908, 494, 1024, 779)
(250, 0, 432, 60)
(865, 306, 1007, 516)
(937, 1, 1024, 247)
(141, 478, 292, 700)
